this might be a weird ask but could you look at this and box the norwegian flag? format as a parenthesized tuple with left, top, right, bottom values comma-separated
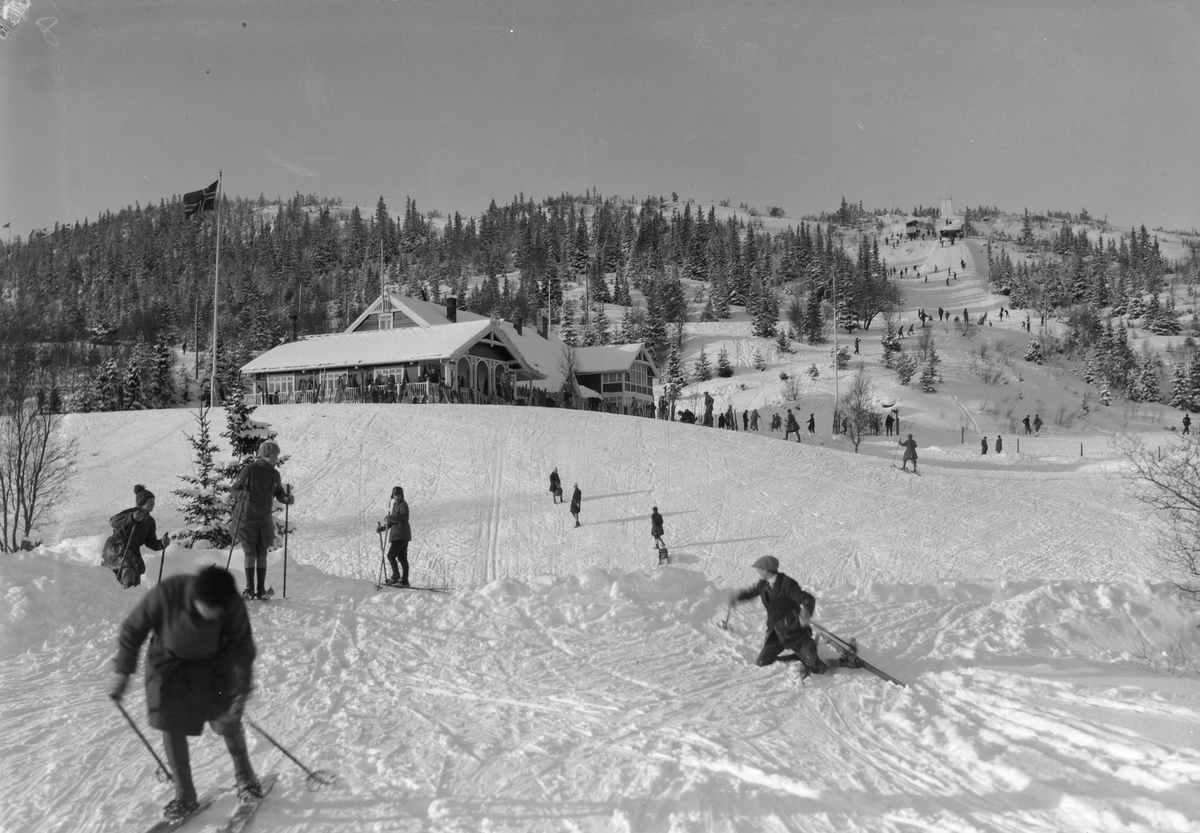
(183, 180, 218, 217)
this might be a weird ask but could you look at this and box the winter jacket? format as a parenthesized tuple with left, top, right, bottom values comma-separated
(650, 511, 664, 538)
(734, 572, 816, 643)
(230, 458, 291, 545)
(102, 508, 166, 575)
(900, 438, 918, 460)
(549, 471, 562, 494)
(570, 488, 582, 514)
(384, 498, 412, 542)
(113, 574, 256, 735)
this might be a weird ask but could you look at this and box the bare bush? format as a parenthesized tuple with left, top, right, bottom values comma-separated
(1116, 432, 1200, 606)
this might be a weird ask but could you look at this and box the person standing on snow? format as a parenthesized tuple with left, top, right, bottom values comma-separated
(750, 409, 760, 431)
(784, 409, 801, 442)
(570, 484, 582, 528)
(807, 413, 816, 434)
(110, 565, 261, 822)
(378, 486, 412, 587)
(899, 433, 919, 472)
(103, 485, 170, 588)
(1183, 414, 1192, 435)
(549, 467, 563, 503)
(727, 555, 858, 674)
(1033, 414, 1043, 435)
(981, 436, 988, 455)
(229, 440, 294, 601)
(996, 435, 1003, 454)
(1023, 415, 1032, 435)
(650, 506, 665, 551)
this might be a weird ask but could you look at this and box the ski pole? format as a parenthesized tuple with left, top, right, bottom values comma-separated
(375, 528, 387, 589)
(718, 602, 734, 631)
(282, 486, 291, 599)
(112, 698, 174, 784)
(247, 719, 337, 790)
(157, 534, 167, 584)
(225, 493, 245, 571)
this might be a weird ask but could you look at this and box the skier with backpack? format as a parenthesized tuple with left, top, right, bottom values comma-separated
(102, 485, 170, 588)
(728, 555, 859, 675)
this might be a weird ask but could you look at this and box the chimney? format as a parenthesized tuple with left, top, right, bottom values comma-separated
(446, 297, 457, 323)
(514, 316, 523, 336)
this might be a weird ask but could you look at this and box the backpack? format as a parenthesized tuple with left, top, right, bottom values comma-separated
(101, 528, 131, 572)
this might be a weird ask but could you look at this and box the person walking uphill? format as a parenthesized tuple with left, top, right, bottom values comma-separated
(549, 467, 564, 503)
(110, 565, 261, 822)
(784, 409, 801, 442)
(570, 484, 582, 528)
(103, 485, 170, 588)
(229, 440, 294, 601)
(728, 556, 858, 675)
(899, 433, 919, 473)
(378, 486, 412, 587)
(650, 506, 665, 550)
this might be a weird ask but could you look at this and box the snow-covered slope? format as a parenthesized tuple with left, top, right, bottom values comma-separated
(3, 405, 1200, 833)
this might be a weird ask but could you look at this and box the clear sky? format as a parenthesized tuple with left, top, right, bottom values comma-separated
(3, 0, 1198, 235)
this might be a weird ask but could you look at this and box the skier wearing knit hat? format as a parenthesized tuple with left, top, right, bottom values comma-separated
(728, 555, 858, 676)
(229, 441, 294, 600)
(102, 485, 170, 588)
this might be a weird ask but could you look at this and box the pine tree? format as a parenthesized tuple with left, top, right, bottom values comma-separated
(588, 307, 612, 346)
(1025, 338, 1046, 364)
(693, 348, 712, 381)
(1169, 361, 1192, 409)
(559, 300, 578, 347)
(895, 353, 917, 385)
(1098, 377, 1113, 406)
(774, 330, 793, 355)
(803, 295, 825, 344)
(919, 362, 938, 392)
(753, 348, 767, 371)
(664, 344, 687, 400)
(171, 406, 232, 549)
(717, 346, 733, 378)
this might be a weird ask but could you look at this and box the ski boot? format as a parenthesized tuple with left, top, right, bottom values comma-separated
(838, 638, 863, 669)
(241, 587, 257, 601)
(237, 780, 264, 802)
(163, 798, 200, 821)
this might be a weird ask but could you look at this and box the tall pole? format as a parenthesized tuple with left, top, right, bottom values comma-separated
(210, 172, 223, 408)
(832, 229, 839, 435)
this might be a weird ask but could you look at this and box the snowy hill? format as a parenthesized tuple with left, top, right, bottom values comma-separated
(4, 404, 1200, 832)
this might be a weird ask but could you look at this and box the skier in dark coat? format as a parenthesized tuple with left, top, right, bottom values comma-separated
(378, 486, 413, 586)
(899, 433, 919, 472)
(995, 435, 1003, 454)
(650, 506, 665, 550)
(229, 440, 294, 600)
(103, 485, 170, 588)
(728, 556, 856, 674)
(549, 467, 563, 503)
(784, 409, 801, 442)
(570, 484, 582, 527)
(110, 566, 260, 821)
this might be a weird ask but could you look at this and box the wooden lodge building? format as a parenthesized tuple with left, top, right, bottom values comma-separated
(240, 292, 660, 416)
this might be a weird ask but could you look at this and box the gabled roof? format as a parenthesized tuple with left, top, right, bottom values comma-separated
(574, 343, 658, 376)
(345, 292, 487, 332)
(241, 319, 544, 380)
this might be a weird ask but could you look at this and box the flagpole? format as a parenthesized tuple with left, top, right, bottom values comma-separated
(211, 172, 223, 408)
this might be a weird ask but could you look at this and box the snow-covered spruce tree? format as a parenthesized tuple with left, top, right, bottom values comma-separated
(1098, 378, 1113, 406)
(663, 344, 687, 417)
(559, 300, 578, 347)
(806, 362, 820, 379)
(752, 288, 778, 338)
(832, 345, 850, 370)
(895, 352, 917, 385)
(1025, 338, 1046, 364)
(716, 346, 733, 378)
(774, 330, 793, 355)
(880, 323, 901, 369)
(1169, 361, 1192, 410)
(171, 405, 232, 549)
(693, 348, 712, 382)
(920, 362, 938, 392)
(589, 307, 612, 346)
(753, 348, 768, 372)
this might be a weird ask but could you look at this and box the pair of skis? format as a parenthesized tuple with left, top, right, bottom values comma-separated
(717, 606, 906, 687)
(144, 773, 277, 833)
(378, 579, 450, 594)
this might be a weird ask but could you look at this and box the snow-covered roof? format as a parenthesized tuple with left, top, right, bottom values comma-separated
(345, 292, 487, 332)
(241, 319, 544, 380)
(574, 343, 658, 376)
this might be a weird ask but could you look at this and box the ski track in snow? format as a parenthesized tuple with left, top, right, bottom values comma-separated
(4, 406, 1200, 833)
